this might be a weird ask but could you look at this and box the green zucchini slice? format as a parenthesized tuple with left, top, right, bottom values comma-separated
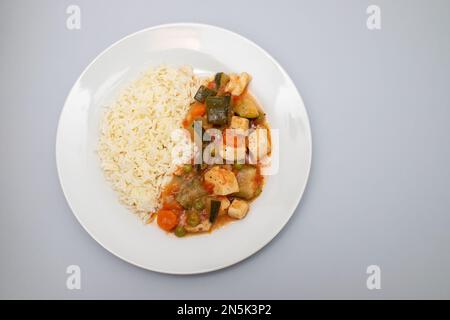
(206, 95, 231, 125)
(214, 72, 230, 91)
(194, 85, 217, 103)
(209, 200, 221, 223)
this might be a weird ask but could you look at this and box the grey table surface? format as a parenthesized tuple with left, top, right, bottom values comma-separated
(1, 0, 450, 299)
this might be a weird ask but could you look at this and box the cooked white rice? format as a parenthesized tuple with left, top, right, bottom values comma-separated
(98, 65, 201, 221)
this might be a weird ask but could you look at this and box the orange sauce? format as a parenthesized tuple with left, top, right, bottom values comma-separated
(211, 214, 236, 231)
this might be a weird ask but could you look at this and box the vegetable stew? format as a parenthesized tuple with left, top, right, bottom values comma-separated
(157, 71, 271, 236)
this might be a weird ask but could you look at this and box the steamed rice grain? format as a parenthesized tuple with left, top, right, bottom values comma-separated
(98, 65, 200, 221)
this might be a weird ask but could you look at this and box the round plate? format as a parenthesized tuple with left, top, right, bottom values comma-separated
(56, 23, 312, 274)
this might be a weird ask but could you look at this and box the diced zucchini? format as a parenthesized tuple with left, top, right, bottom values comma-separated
(206, 95, 231, 125)
(214, 72, 230, 91)
(209, 200, 221, 223)
(234, 165, 259, 200)
(194, 85, 216, 103)
(205, 196, 230, 216)
(233, 96, 259, 118)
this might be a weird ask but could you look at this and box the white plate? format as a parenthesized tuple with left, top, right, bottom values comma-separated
(56, 23, 312, 274)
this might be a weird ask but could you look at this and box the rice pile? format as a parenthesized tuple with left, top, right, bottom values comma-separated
(98, 65, 201, 221)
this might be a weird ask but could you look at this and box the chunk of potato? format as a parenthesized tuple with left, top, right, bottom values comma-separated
(218, 197, 231, 215)
(204, 166, 239, 195)
(230, 116, 249, 131)
(225, 72, 251, 96)
(228, 199, 249, 219)
(248, 127, 271, 162)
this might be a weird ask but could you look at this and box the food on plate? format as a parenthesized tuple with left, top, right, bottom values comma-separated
(228, 199, 249, 219)
(98, 65, 271, 236)
(98, 65, 201, 221)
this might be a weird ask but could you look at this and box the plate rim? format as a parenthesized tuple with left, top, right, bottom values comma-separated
(56, 22, 313, 274)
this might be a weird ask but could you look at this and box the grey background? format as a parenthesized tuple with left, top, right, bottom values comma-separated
(1, 0, 449, 299)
